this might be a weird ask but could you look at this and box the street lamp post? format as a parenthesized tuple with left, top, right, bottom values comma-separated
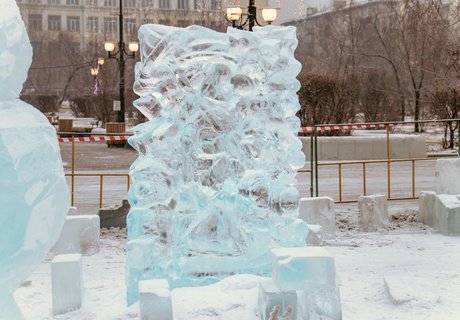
(90, 57, 105, 95)
(225, 0, 278, 31)
(104, 0, 139, 123)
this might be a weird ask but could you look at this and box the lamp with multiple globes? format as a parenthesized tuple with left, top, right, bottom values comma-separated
(225, 0, 278, 31)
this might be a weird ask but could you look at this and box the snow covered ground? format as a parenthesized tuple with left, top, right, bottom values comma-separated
(15, 203, 460, 320)
(14, 135, 459, 319)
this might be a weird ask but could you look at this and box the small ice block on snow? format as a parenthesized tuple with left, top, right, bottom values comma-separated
(306, 224, 323, 245)
(258, 279, 297, 320)
(418, 191, 436, 225)
(435, 158, 460, 194)
(139, 279, 173, 320)
(384, 276, 438, 305)
(52, 215, 100, 255)
(51, 254, 82, 316)
(272, 247, 336, 291)
(434, 194, 460, 236)
(299, 197, 336, 239)
(358, 194, 388, 231)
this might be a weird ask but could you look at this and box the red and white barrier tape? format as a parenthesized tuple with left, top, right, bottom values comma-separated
(57, 123, 397, 142)
(299, 123, 397, 133)
(58, 136, 128, 143)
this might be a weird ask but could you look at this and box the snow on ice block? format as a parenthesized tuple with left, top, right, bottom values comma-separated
(358, 194, 389, 231)
(433, 194, 460, 236)
(299, 197, 336, 240)
(51, 254, 82, 316)
(52, 215, 100, 255)
(384, 276, 438, 305)
(297, 284, 342, 320)
(272, 247, 336, 291)
(126, 238, 156, 305)
(435, 158, 460, 194)
(306, 224, 323, 245)
(418, 191, 436, 225)
(139, 279, 173, 320)
(258, 279, 297, 320)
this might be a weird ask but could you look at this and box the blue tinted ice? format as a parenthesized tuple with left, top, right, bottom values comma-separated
(0, 1, 70, 317)
(127, 24, 307, 304)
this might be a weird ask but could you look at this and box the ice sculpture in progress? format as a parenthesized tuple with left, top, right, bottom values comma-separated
(0, 1, 70, 318)
(127, 24, 307, 304)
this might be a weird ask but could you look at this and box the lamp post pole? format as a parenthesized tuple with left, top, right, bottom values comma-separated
(105, 1, 138, 123)
(248, 0, 256, 31)
(117, 0, 125, 123)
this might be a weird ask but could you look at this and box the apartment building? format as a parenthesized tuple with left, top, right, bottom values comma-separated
(17, 0, 225, 49)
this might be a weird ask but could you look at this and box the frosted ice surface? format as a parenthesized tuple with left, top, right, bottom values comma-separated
(435, 158, 460, 194)
(127, 24, 307, 304)
(0, 0, 32, 100)
(272, 247, 336, 291)
(272, 247, 341, 320)
(0, 1, 69, 318)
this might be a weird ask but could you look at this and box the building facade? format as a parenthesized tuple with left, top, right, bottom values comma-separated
(17, 0, 226, 49)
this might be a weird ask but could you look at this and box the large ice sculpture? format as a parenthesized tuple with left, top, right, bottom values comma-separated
(0, 1, 70, 318)
(127, 24, 307, 304)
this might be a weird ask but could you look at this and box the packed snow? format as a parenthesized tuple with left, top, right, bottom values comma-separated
(12, 203, 460, 319)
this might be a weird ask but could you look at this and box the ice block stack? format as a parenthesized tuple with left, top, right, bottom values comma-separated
(259, 247, 342, 320)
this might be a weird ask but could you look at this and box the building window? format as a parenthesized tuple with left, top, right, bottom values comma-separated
(28, 0, 41, 3)
(178, 0, 188, 9)
(141, 0, 153, 6)
(67, 16, 80, 31)
(86, 0, 97, 5)
(66, 0, 79, 4)
(87, 17, 98, 32)
(104, 0, 116, 6)
(125, 18, 137, 35)
(125, 0, 136, 7)
(211, 0, 218, 10)
(159, 19, 170, 25)
(70, 42, 81, 53)
(159, 0, 169, 9)
(142, 19, 154, 24)
(48, 15, 61, 31)
(104, 17, 117, 32)
(48, 0, 60, 4)
(29, 14, 42, 31)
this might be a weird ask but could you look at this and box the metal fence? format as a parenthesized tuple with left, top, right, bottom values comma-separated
(59, 119, 460, 208)
(306, 119, 460, 203)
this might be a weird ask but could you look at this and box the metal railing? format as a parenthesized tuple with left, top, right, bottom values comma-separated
(61, 119, 460, 207)
(65, 172, 130, 208)
(61, 133, 132, 208)
(308, 119, 460, 203)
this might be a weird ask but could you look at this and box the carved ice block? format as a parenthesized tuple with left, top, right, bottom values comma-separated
(139, 279, 173, 320)
(299, 197, 336, 239)
(126, 24, 308, 303)
(358, 194, 389, 231)
(51, 254, 82, 316)
(52, 215, 100, 255)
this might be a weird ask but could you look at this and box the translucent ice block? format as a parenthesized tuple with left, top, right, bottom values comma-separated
(0, 1, 69, 316)
(127, 24, 307, 304)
